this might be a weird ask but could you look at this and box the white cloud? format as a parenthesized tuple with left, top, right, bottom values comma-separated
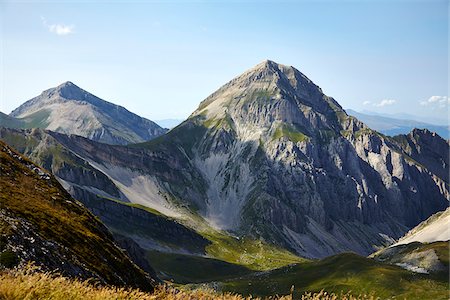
(374, 99, 396, 107)
(41, 16, 74, 36)
(420, 96, 449, 108)
(362, 100, 372, 105)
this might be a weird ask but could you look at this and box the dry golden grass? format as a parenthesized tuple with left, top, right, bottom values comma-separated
(0, 265, 379, 300)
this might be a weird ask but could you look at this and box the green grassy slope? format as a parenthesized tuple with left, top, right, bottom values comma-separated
(219, 253, 449, 299)
(0, 112, 27, 129)
(147, 250, 252, 284)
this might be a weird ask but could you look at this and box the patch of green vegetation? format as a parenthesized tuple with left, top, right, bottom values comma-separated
(391, 134, 412, 151)
(420, 241, 449, 267)
(203, 118, 217, 128)
(22, 109, 51, 128)
(335, 111, 348, 124)
(220, 253, 449, 299)
(203, 115, 235, 131)
(0, 250, 18, 268)
(340, 129, 353, 139)
(0, 113, 26, 129)
(0, 110, 50, 130)
(0, 131, 39, 153)
(272, 124, 309, 143)
(201, 230, 305, 271)
(354, 128, 373, 139)
(40, 143, 87, 170)
(147, 250, 252, 284)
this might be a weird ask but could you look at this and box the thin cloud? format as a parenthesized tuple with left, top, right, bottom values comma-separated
(420, 96, 449, 108)
(41, 16, 74, 36)
(374, 99, 396, 107)
(362, 99, 396, 107)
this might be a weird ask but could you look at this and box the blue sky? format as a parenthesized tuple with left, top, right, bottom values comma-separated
(1, 0, 448, 123)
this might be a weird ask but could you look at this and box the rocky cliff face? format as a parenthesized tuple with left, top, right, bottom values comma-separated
(1, 61, 448, 259)
(6, 81, 167, 145)
(136, 60, 448, 257)
(0, 140, 158, 290)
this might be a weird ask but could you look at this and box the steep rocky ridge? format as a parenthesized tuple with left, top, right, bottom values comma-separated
(393, 129, 449, 181)
(0, 140, 158, 290)
(5, 82, 166, 145)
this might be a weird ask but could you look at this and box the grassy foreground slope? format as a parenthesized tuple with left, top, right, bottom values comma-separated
(219, 253, 449, 300)
(0, 265, 380, 300)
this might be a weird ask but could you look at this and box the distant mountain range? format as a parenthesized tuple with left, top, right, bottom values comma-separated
(359, 110, 448, 126)
(346, 109, 449, 139)
(1, 82, 167, 145)
(154, 119, 183, 129)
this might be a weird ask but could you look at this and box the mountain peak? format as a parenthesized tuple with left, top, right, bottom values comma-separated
(56, 81, 76, 89)
(8, 81, 167, 144)
(51, 81, 86, 100)
(245, 59, 290, 77)
(254, 59, 281, 68)
(193, 60, 337, 134)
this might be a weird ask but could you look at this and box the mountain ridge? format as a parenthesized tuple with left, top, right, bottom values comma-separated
(1, 60, 448, 260)
(6, 81, 167, 145)
(346, 109, 449, 139)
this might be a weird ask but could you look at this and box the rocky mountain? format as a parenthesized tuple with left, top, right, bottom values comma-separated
(0, 140, 158, 290)
(131, 60, 448, 258)
(4, 82, 166, 145)
(1, 60, 448, 260)
(346, 109, 450, 139)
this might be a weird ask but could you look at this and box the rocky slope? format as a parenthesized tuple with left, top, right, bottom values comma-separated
(5, 81, 166, 145)
(0, 140, 158, 291)
(1, 60, 448, 259)
(370, 208, 449, 275)
(132, 60, 448, 257)
(0, 127, 302, 273)
(394, 207, 450, 246)
(370, 241, 448, 274)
